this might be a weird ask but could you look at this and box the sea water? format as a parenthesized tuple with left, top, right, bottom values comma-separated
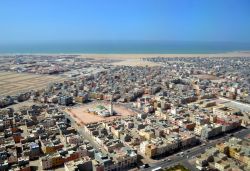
(0, 41, 249, 54)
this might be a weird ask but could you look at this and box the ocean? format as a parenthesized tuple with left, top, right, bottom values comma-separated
(0, 41, 250, 54)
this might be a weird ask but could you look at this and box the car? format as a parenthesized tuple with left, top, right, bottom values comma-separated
(140, 164, 150, 169)
(140, 166, 146, 169)
(152, 167, 162, 171)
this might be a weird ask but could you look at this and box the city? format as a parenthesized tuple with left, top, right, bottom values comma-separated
(1, 1, 250, 171)
(0, 55, 249, 171)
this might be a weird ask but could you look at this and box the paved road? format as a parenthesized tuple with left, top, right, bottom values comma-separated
(142, 128, 250, 171)
(218, 96, 250, 112)
(143, 144, 206, 171)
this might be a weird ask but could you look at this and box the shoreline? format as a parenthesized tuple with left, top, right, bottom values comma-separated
(1, 51, 250, 59)
(79, 51, 250, 59)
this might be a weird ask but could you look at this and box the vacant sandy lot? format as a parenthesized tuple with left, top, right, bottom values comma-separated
(193, 74, 220, 80)
(0, 72, 65, 96)
(111, 58, 161, 67)
(65, 102, 136, 125)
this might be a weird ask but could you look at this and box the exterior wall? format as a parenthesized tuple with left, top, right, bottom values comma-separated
(229, 148, 238, 159)
(194, 126, 202, 136)
(8, 155, 18, 164)
(51, 156, 64, 167)
(41, 159, 52, 170)
(67, 136, 81, 144)
(19, 166, 31, 171)
(30, 147, 41, 159)
(42, 146, 55, 154)
(139, 131, 155, 140)
(13, 133, 22, 143)
(65, 152, 80, 162)
(216, 144, 229, 155)
(185, 123, 195, 130)
(145, 144, 156, 158)
(78, 148, 88, 157)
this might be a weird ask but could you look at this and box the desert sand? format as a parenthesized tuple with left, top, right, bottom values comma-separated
(79, 51, 250, 66)
(78, 51, 250, 59)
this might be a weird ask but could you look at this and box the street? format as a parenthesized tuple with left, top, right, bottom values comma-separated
(142, 128, 250, 171)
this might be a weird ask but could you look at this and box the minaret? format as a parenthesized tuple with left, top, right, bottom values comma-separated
(109, 94, 113, 115)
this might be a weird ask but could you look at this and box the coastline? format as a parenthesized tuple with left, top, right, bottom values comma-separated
(78, 51, 250, 59)
(0, 51, 250, 60)
(1, 51, 250, 59)
(2, 51, 250, 67)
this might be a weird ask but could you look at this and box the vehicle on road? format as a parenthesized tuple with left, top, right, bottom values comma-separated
(163, 158, 171, 162)
(140, 164, 150, 169)
(152, 167, 162, 171)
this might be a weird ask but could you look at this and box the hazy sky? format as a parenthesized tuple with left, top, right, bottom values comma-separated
(0, 0, 250, 44)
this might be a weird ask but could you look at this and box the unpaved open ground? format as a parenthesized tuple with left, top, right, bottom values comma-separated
(111, 58, 161, 67)
(65, 102, 137, 125)
(0, 72, 65, 96)
(77, 51, 250, 59)
(193, 74, 220, 80)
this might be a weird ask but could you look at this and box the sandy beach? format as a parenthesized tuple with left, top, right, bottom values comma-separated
(2, 51, 250, 58)
(77, 51, 250, 66)
(2, 51, 250, 67)
(78, 51, 250, 59)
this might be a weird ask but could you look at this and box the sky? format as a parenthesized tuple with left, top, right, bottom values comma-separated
(0, 0, 250, 45)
